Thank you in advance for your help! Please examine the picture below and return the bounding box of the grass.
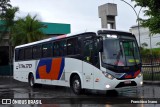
[152,48,160,51]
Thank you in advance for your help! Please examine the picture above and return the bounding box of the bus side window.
[76,38,80,54]
[67,38,78,55]
[42,43,52,58]
[15,49,19,61]
[83,39,94,64]
[33,45,41,59]
[53,42,60,57]
[24,47,32,60]
[59,40,67,56]
[18,49,24,60]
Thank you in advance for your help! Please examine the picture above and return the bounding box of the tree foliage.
[3,7,18,26]
[141,42,148,48]
[1,7,19,32]
[132,0,160,34]
[11,14,45,46]
[0,0,11,17]
[0,0,13,41]
[156,42,160,47]
[0,0,45,46]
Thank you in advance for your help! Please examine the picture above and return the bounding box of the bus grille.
[115,81,137,88]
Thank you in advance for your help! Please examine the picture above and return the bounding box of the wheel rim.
[73,80,80,92]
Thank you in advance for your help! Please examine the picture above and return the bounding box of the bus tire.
[28,73,36,88]
[71,75,82,95]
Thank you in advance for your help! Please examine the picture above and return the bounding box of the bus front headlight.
[102,71,114,80]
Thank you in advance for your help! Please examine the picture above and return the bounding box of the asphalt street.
[0,77,160,107]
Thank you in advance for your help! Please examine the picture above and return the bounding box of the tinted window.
[25,47,32,60]
[15,49,19,61]
[42,43,52,58]
[18,49,24,60]
[83,39,94,63]
[33,45,41,59]
[67,38,80,55]
[53,40,67,57]
[59,40,66,56]
[53,41,60,57]
[122,41,134,56]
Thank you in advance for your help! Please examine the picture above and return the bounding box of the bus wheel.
[29,74,35,87]
[71,75,82,95]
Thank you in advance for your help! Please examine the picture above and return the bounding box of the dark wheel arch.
[28,73,36,87]
[70,74,83,95]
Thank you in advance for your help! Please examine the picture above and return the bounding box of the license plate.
[124,81,131,84]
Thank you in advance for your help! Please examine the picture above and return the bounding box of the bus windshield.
[101,35,140,66]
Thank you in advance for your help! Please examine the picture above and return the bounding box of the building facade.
[130,25,160,49]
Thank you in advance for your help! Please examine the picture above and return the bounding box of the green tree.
[2,7,19,66]
[132,0,160,34]
[156,42,160,46]
[141,42,148,48]
[2,7,19,36]
[0,0,11,16]
[0,1,18,72]
[11,14,45,46]
[0,0,12,41]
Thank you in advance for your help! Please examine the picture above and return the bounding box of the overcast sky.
[10,0,144,33]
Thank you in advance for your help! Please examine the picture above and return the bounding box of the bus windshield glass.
[101,34,140,66]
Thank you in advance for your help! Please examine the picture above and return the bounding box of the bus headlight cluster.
[102,71,114,80]
[138,73,143,78]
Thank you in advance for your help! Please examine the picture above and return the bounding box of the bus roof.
[15,29,132,49]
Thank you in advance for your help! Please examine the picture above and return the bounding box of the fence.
[142,55,160,81]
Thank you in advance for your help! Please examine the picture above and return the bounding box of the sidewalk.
[0,76,12,78]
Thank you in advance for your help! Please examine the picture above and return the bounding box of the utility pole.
[121,0,142,47]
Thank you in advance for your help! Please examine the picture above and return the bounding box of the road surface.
[0,77,160,107]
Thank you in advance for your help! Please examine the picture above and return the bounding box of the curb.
[144,81,160,85]
[0,76,13,78]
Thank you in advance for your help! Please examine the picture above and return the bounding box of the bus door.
[82,39,94,89]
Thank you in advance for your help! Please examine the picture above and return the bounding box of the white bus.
[14,29,143,94]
